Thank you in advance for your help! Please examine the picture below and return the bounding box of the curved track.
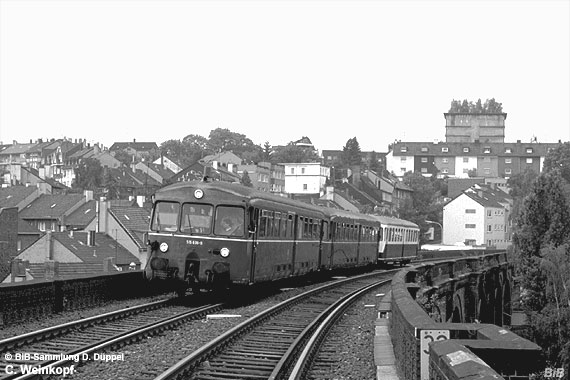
[0,299,222,380]
[155,270,397,380]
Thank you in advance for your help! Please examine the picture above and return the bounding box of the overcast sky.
[1,0,569,153]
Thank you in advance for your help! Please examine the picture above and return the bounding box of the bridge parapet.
[391,251,541,380]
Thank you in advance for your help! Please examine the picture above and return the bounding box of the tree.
[240,171,253,187]
[272,143,320,163]
[113,150,134,166]
[507,169,539,223]
[543,141,570,184]
[368,151,382,173]
[73,158,103,190]
[342,137,362,166]
[261,141,272,162]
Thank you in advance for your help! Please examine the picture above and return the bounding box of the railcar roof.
[155,180,326,214]
[372,215,419,229]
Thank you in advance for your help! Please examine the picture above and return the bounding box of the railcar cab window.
[215,206,245,237]
[181,204,213,235]
[151,201,180,232]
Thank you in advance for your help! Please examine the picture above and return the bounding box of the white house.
[283,163,330,195]
[385,149,414,177]
[443,186,512,249]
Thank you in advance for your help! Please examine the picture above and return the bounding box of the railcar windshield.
[181,203,214,235]
[214,206,245,237]
[151,201,180,232]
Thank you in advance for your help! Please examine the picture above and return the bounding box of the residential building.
[65,200,98,231]
[269,163,285,195]
[283,163,330,195]
[0,185,40,211]
[2,231,140,283]
[98,202,151,267]
[443,184,512,249]
[132,162,176,184]
[18,219,43,253]
[386,141,562,178]
[238,162,271,192]
[109,140,159,161]
[322,149,386,170]
[19,193,87,232]
[153,155,183,174]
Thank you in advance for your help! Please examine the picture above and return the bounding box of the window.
[152,201,181,232]
[463,147,470,153]
[505,148,512,154]
[179,203,214,235]
[301,168,305,174]
[441,147,449,153]
[290,168,295,174]
[400,147,408,152]
[421,168,427,173]
[505,158,512,164]
[303,184,308,190]
[487,210,492,216]
[483,147,491,154]
[487,225,492,232]
[421,157,428,163]
[463,157,469,163]
[421,147,428,152]
[505,168,512,174]
[442,168,449,174]
[526,158,533,164]
[401,157,407,162]
[465,224,476,228]
[484,168,490,174]
[442,158,449,163]
[465,209,476,214]
[526,148,533,154]
[214,206,244,237]
[463,168,469,173]
[400,168,406,173]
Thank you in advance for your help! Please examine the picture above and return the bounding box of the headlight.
[159,242,169,252]
[220,247,230,258]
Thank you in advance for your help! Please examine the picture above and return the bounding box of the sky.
[1,0,569,153]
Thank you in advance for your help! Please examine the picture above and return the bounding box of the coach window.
[214,206,244,237]
[260,210,269,237]
[281,213,288,237]
[152,201,180,232]
[181,203,214,235]
[273,212,281,237]
[288,214,294,237]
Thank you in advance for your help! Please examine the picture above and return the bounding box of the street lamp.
[426,220,443,243]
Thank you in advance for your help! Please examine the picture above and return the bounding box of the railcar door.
[249,207,259,284]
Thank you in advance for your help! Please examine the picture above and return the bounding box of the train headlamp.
[220,247,230,258]
[159,242,169,253]
[194,189,204,199]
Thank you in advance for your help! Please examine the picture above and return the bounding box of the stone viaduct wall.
[391,251,542,379]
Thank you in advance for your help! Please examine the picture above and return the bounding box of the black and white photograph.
[0,1,569,379]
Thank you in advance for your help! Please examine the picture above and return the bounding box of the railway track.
[153,270,396,380]
[0,298,223,380]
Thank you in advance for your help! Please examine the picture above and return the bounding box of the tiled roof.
[0,186,37,209]
[27,262,105,280]
[148,163,176,181]
[108,206,151,248]
[109,142,158,151]
[54,232,140,265]
[392,141,562,156]
[65,200,97,229]
[22,167,68,189]
[0,143,37,155]
[463,191,504,208]
[19,194,84,219]
[68,147,95,159]
[18,219,42,235]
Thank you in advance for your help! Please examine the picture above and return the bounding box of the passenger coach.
[144,180,419,294]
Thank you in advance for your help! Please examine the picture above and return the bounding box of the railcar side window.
[214,206,245,237]
[181,204,213,235]
[151,202,180,232]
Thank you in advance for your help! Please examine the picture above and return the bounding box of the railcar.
[374,215,420,265]
[144,180,419,294]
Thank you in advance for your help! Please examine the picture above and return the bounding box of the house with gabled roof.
[168,161,241,184]
[65,200,97,231]
[132,162,176,184]
[19,193,87,232]
[18,219,43,253]
[0,185,40,211]
[153,155,183,174]
[2,231,140,283]
[109,140,159,161]
[97,202,150,266]
[443,184,512,248]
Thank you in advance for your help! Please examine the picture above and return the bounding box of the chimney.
[517,140,521,143]
[87,230,95,246]
[133,138,136,143]
[46,231,53,260]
